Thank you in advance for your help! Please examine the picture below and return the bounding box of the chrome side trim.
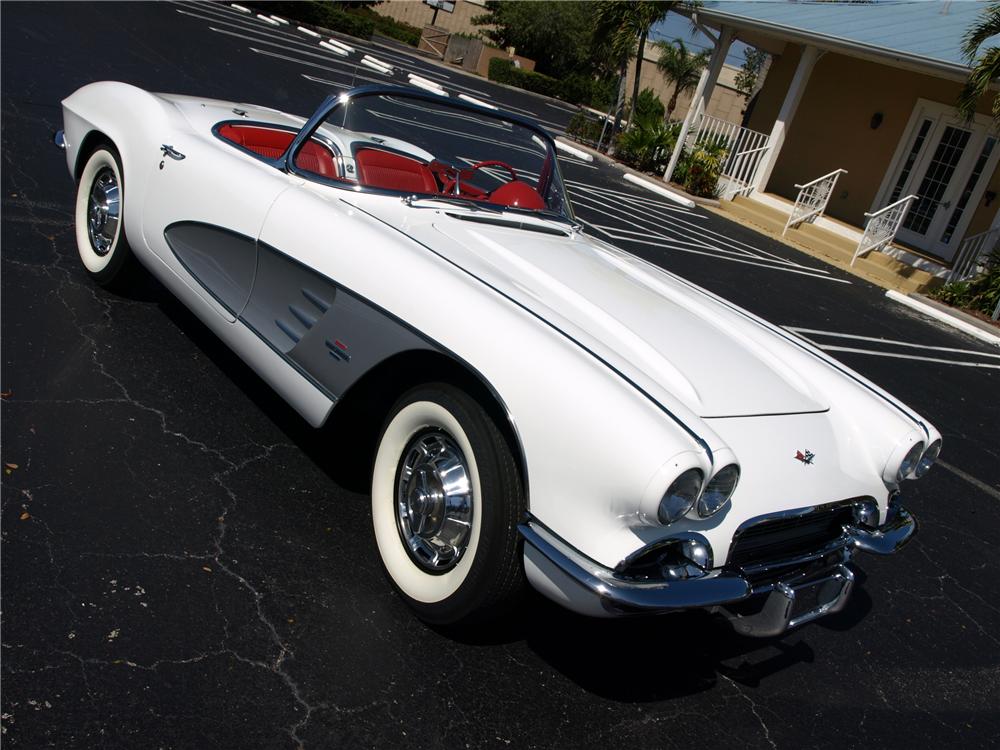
[519,520,750,616]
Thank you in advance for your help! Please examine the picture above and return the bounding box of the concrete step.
[718,196,939,294]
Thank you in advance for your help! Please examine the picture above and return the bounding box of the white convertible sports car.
[56,82,935,636]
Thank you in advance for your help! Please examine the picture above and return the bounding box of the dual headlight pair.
[657,464,739,524]
[891,438,941,484]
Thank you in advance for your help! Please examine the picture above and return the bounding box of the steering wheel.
[464,160,518,185]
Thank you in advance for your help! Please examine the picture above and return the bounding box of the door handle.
[160,144,186,161]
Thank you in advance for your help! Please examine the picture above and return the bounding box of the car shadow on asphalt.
[147,270,879,704]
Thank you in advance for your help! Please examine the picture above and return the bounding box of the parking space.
[2,2,999,748]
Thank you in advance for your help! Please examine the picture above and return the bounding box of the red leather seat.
[218,124,338,178]
[355,148,438,193]
[488,180,546,210]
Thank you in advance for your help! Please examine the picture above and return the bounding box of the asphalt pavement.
[3,3,999,748]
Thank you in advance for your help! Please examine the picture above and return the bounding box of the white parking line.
[937,460,1000,501]
[784,327,1000,358]
[801,345,1000,368]
[578,218,850,282]
[174,1,578,127]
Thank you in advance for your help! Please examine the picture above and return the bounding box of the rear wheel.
[75,144,137,288]
[371,384,525,625]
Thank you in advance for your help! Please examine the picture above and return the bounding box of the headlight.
[697,464,739,518]
[913,439,941,478]
[898,441,924,481]
[657,468,703,524]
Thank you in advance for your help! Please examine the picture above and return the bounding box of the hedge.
[246,2,420,46]
[488,58,561,99]
[488,59,614,108]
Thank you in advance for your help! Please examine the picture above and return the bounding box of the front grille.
[728,504,854,569]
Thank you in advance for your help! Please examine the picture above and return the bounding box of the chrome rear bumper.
[520,498,916,636]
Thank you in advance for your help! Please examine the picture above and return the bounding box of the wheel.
[75,143,136,287]
[371,383,525,625]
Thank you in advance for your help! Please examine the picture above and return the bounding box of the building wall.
[748,48,999,239]
[374,0,488,36]
[623,40,747,124]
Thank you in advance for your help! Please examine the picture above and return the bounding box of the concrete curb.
[622,172,696,208]
[885,290,1000,346]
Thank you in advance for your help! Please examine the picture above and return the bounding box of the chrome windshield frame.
[281,84,576,221]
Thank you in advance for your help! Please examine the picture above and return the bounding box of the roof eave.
[688,7,972,83]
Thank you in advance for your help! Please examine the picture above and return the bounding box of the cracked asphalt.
[3,2,999,748]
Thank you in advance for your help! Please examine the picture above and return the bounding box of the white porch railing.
[782,169,848,235]
[687,113,772,200]
[947,227,1000,283]
[851,194,918,266]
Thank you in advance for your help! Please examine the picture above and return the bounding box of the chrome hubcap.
[87,167,120,256]
[395,430,473,573]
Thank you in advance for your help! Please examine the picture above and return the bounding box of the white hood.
[381,207,830,419]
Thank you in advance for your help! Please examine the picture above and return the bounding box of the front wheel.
[75,144,137,288]
[371,384,525,625]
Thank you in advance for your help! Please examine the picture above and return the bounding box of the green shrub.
[370,13,421,46]
[929,249,1000,316]
[631,88,665,128]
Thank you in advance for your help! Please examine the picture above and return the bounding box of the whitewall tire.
[75,144,136,287]
[372,384,524,625]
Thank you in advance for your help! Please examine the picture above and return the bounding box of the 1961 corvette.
[55,81,935,636]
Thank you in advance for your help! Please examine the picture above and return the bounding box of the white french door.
[877,99,1000,261]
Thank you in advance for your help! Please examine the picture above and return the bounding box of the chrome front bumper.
[519,498,916,637]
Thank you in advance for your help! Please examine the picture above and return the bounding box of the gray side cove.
[242,242,434,398]
[164,221,435,400]
[164,223,256,315]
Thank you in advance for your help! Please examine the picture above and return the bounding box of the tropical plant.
[614,120,680,173]
[672,139,727,197]
[958,1,1000,127]
[593,1,678,142]
[929,249,1000,317]
[655,38,709,120]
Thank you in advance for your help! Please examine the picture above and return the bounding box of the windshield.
[290,89,573,219]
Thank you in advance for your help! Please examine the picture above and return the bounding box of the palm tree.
[655,38,709,121]
[594,1,677,143]
[958,1,1000,127]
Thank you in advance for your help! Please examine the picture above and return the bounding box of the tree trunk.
[625,29,647,130]
[608,61,628,152]
[666,87,679,121]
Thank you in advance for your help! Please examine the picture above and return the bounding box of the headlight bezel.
[913,439,941,478]
[657,468,704,524]
[695,463,740,518]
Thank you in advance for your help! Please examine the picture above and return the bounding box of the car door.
[140,126,296,323]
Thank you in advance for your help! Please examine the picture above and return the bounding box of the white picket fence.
[687,113,771,200]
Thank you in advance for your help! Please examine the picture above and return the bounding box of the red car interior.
[354,148,439,194]
[218,124,338,178]
[219,126,547,208]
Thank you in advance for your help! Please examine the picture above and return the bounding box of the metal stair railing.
[851,194,918,266]
[783,169,848,235]
[947,227,1000,283]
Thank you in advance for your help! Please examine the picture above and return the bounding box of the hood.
[369,203,829,419]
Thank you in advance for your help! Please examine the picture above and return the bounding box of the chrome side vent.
[301,287,331,313]
[288,304,317,329]
[275,318,302,344]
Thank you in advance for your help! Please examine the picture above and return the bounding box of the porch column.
[751,44,820,193]
[663,25,734,184]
